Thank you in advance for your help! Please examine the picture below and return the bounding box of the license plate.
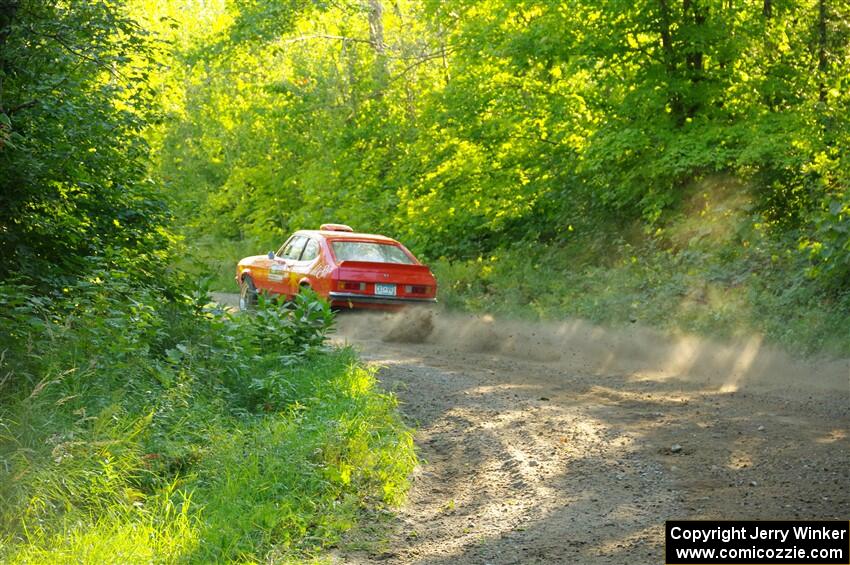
[374,283,396,296]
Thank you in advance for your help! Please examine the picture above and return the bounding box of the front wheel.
[239,276,258,311]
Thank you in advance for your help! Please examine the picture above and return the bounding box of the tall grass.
[433,227,850,357]
[0,278,415,563]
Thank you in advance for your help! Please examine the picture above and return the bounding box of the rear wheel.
[239,276,258,311]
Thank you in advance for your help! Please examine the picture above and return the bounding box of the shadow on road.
[332,313,850,564]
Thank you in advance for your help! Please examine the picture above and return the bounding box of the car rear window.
[331,241,415,264]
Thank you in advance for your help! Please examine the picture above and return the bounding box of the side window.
[300,238,320,262]
[276,237,292,257]
[281,236,307,260]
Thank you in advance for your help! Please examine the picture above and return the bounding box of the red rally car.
[235,224,438,311]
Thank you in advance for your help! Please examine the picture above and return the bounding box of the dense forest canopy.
[0,0,847,291]
[139,0,848,285]
[0,4,418,562]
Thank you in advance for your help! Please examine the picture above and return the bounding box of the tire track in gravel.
[331,310,850,565]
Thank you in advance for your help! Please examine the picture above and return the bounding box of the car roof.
[295,229,399,243]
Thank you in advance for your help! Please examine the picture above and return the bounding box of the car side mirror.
[267,251,275,259]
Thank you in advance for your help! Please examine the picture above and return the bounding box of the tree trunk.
[367,0,388,90]
[0,0,18,70]
[367,0,385,54]
[817,0,828,104]
[438,21,450,85]
[687,0,706,118]
[658,0,684,124]
[658,0,675,70]
[0,0,18,114]
[683,0,705,80]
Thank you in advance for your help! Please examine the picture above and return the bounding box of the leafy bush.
[0,277,415,563]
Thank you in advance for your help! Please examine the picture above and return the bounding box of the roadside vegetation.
[0,2,414,562]
[435,177,850,356]
[0,282,415,562]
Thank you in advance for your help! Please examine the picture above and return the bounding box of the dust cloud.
[336,308,850,394]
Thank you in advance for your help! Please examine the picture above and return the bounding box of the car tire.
[239,275,258,311]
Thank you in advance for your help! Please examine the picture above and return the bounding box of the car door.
[270,235,307,296]
[288,237,321,294]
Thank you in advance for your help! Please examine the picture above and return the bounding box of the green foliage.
[0,280,415,563]
[1,2,424,562]
[143,0,849,293]
[0,0,173,288]
[434,192,850,356]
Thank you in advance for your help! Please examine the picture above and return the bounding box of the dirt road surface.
[212,295,850,564]
[332,309,849,564]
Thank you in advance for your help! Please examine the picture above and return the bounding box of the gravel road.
[210,295,849,564]
[332,309,850,564]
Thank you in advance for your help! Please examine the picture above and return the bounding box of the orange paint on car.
[235,225,437,311]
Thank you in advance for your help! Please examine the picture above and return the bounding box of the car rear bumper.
[328,292,437,307]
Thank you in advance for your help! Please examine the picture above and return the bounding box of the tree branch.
[4,99,36,114]
[33,29,126,80]
[281,33,374,46]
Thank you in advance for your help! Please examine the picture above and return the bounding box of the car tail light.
[339,281,366,291]
[404,285,430,294]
